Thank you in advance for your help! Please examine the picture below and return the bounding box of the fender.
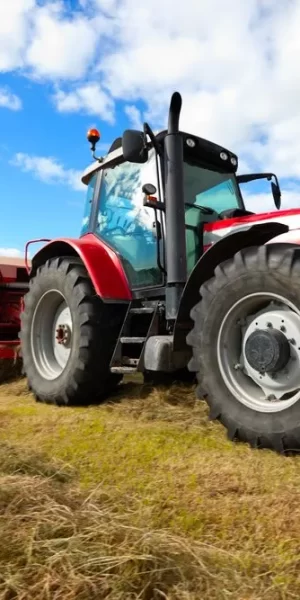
[173,221,289,350]
[30,233,132,301]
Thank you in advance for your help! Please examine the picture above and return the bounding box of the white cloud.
[53,83,115,123]
[0,1,35,71]
[0,248,22,258]
[243,188,300,214]
[25,3,99,80]
[0,1,108,82]
[94,0,300,184]
[98,1,265,102]
[0,88,22,111]
[93,0,119,12]
[11,153,84,192]
[124,105,143,130]
[4,0,300,209]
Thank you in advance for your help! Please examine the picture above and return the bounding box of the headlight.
[186,138,196,148]
[220,152,228,160]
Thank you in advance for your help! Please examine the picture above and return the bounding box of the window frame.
[80,172,100,237]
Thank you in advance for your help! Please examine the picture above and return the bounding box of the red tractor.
[16,91,300,453]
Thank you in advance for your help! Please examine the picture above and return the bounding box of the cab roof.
[81,129,238,185]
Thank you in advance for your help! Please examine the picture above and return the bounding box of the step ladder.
[110,302,160,374]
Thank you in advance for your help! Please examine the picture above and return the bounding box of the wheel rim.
[217,292,300,413]
[31,290,73,380]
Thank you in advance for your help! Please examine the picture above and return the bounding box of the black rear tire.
[187,244,300,454]
[20,256,125,405]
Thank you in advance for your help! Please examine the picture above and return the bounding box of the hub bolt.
[234,363,242,370]
[280,325,286,333]
[267,322,273,328]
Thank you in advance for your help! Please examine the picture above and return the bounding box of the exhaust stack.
[164,92,187,321]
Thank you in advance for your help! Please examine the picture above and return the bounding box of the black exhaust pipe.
[164,92,187,321]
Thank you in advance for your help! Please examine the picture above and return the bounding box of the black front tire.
[20,256,125,405]
[187,244,300,454]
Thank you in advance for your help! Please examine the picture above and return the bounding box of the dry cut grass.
[0,358,23,385]
[1,377,300,599]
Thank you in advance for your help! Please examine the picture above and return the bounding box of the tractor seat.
[219,208,255,219]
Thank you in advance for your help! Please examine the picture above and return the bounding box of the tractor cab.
[80,125,281,290]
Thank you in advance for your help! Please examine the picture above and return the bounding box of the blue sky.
[0,70,135,255]
[1,0,300,256]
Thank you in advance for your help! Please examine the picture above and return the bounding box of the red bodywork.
[203,208,300,252]
[31,233,132,300]
[2,209,300,365]
[0,257,30,360]
[0,233,132,364]
[30,214,300,303]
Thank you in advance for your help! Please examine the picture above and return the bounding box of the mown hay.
[0,358,23,385]
[1,382,300,599]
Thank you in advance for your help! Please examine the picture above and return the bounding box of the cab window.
[95,151,163,289]
[80,173,97,236]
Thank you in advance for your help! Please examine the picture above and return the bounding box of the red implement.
[0,256,30,382]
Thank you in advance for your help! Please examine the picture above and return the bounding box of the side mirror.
[122,130,148,163]
[271,181,281,210]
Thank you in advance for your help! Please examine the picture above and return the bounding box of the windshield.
[95,150,163,289]
[184,162,242,213]
[183,162,243,273]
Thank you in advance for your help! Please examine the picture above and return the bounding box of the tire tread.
[20,256,124,406]
[187,244,300,454]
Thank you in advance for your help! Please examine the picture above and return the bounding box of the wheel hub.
[56,323,71,346]
[31,290,73,380]
[217,293,300,413]
[244,328,290,374]
[241,305,300,402]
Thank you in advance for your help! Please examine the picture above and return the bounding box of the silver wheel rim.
[217,292,300,413]
[31,290,73,380]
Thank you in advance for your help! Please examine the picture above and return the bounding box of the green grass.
[1,377,300,598]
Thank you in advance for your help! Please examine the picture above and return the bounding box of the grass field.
[1,376,300,599]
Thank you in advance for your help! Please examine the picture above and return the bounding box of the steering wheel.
[198,206,217,215]
[185,202,221,220]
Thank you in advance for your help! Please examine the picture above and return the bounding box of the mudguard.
[30,233,132,301]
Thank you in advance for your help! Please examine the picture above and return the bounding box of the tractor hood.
[203,208,300,251]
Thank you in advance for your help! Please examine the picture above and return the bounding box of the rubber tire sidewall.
[191,247,300,445]
[21,259,121,404]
